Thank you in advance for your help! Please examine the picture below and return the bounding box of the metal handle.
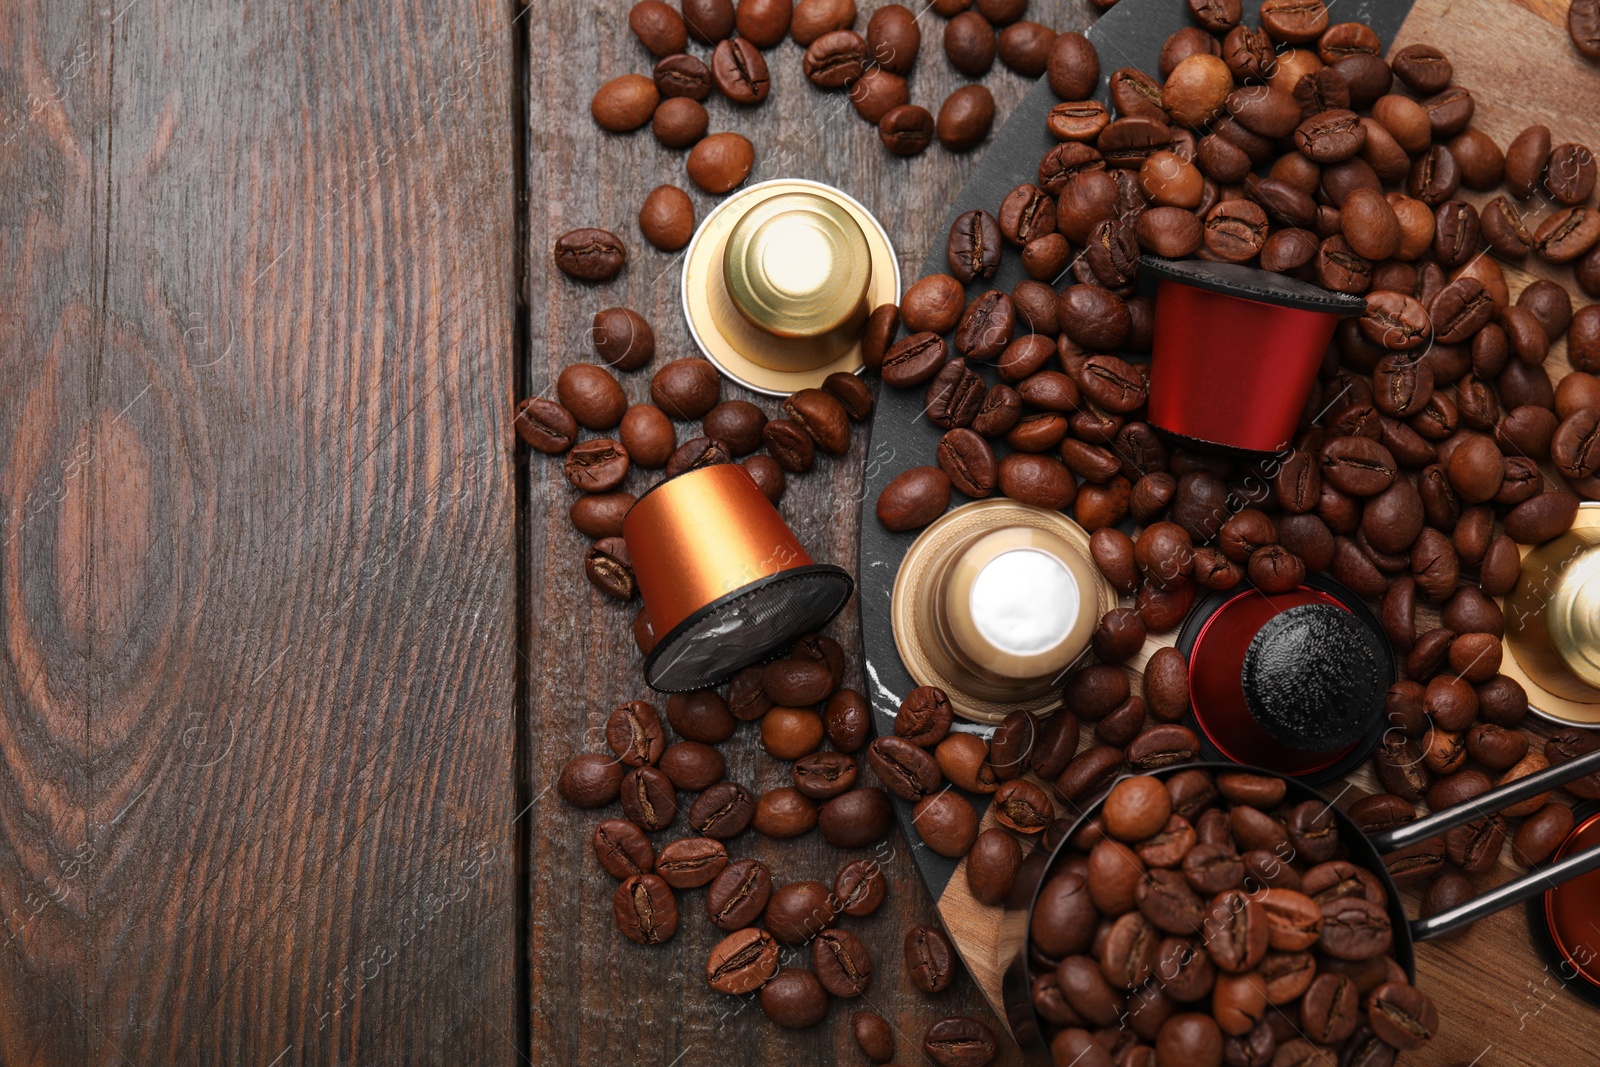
[1370,745,1600,854]
[1412,842,1600,942]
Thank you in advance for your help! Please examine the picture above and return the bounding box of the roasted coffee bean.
[866,736,941,801]
[651,95,708,149]
[559,753,626,809]
[620,765,678,832]
[879,103,936,156]
[894,685,953,749]
[853,1012,896,1065]
[876,466,951,532]
[1049,100,1111,144]
[1366,982,1438,1051]
[764,880,837,944]
[1514,802,1576,867]
[1056,746,1125,806]
[1048,30,1101,101]
[923,1017,997,1067]
[948,210,1002,283]
[687,781,754,839]
[656,837,729,889]
[756,968,826,1028]
[615,873,678,945]
[686,131,755,193]
[938,85,997,153]
[899,923,958,994]
[664,436,732,479]
[594,818,656,880]
[616,406,672,471]
[1127,725,1201,772]
[882,333,949,391]
[816,788,889,850]
[753,787,818,840]
[705,859,773,931]
[657,741,724,793]
[1506,490,1580,543]
[826,859,887,924]
[902,273,967,334]
[955,291,1017,362]
[996,452,1077,509]
[785,387,851,454]
[993,778,1052,835]
[706,926,779,993]
[964,827,1024,907]
[810,927,874,999]
[515,397,578,454]
[606,700,665,767]
[590,74,660,134]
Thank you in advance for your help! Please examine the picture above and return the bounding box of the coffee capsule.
[682,179,899,396]
[623,464,853,692]
[1142,255,1365,455]
[1176,575,1393,785]
[1533,803,1600,1007]
[1503,502,1600,726]
[890,499,1115,723]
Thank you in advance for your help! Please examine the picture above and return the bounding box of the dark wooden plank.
[0,2,520,1063]
[525,2,1091,1064]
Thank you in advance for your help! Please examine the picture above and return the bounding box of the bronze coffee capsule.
[624,464,853,692]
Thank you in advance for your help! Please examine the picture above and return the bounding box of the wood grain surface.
[0,1,520,1063]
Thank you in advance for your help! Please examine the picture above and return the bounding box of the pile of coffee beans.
[867,0,1598,947]
[518,318,874,610]
[556,629,1002,1060]
[1028,770,1439,1067]
[554,0,1088,283]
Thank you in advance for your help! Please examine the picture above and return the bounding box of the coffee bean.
[686,132,755,194]
[605,700,665,768]
[653,53,713,101]
[944,10,996,76]
[1514,802,1576,867]
[830,859,886,920]
[1048,31,1100,100]
[706,926,779,993]
[593,818,655,880]
[871,102,934,157]
[515,397,578,454]
[995,778,1052,834]
[709,37,769,106]
[682,0,736,42]
[1163,54,1233,127]
[876,466,951,532]
[895,685,953,748]
[955,290,1017,361]
[791,0,855,45]
[733,0,792,47]
[558,753,625,808]
[1506,490,1580,543]
[655,837,729,889]
[590,75,660,134]
[938,85,997,152]
[614,873,679,945]
[705,859,772,931]
[648,358,717,420]
[938,428,998,498]
[1365,982,1438,1050]
[664,436,731,479]
[562,439,628,493]
[651,96,708,149]
[906,924,957,993]
[965,827,1023,907]
[1203,198,1268,262]
[1127,725,1200,772]
[1571,0,1600,59]
[811,927,873,999]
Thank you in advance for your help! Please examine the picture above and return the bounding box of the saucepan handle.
[1370,745,1600,854]
[1411,845,1600,942]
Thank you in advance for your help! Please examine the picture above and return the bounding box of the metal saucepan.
[999,747,1600,1061]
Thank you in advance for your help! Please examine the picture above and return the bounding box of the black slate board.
[857,0,1416,905]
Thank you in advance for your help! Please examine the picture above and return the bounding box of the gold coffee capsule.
[1505,502,1600,726]
[682,179,899,396]
[891,500,1116,723]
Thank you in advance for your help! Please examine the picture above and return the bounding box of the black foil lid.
[1241,603,1387,752]
[1142,255,1368,316]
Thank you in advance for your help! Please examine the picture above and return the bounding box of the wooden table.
[3,0,1598,1064]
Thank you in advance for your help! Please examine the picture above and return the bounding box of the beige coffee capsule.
[681,179,898,396]
[891,500,1116,724]
[1505,501,1600,726]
